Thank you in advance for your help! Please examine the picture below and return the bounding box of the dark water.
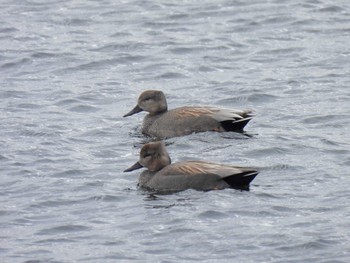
[1,0,350,262]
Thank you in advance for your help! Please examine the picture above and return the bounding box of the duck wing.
[172,107,252,119]
[172,107,255,132]
[161,161,258,187]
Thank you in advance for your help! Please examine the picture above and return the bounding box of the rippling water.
[1,0,350,262]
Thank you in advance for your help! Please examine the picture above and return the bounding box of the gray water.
[1,0,350,262]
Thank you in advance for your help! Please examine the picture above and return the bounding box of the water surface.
[1,0,350,262]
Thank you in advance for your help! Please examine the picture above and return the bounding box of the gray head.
[124,141,171,172]
[123,90,168,117]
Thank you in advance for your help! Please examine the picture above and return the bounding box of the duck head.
[124,141,171,172]
[123,90,168,117]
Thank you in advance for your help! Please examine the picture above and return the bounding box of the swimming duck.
[124,141,258,192]
[123,90,254,138]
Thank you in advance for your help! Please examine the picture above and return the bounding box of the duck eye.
[144,97,151,101]
[143,152,152,158]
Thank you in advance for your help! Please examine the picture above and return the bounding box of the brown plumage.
[124,141,258,192]
[123,90,255,138]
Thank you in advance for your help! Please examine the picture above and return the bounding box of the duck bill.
[124,161,143,172]
[123,105,143,117]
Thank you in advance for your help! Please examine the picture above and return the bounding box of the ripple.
[68,105,100,113]
[30,198,88,209]
[262,164,299,171]
[36,225,90,235]
[169,47,202,55]
[54,98,80,106]
[143,21,179,28]
[0,27,18,33]
[92,194,127,202]
[0,154,9,161]
[90,42,148,52]
[256,47,305,55]
[318,5,344,13]
[260,16,296,25]
[198,66,216,72]
[31,52,57,59]
[246,93,279,103]
[197,210,228,219]
[247,147,291,157]
[23,257,50,263]
[51,169,87,178]
[64,18,93,26]
[156,72,188,79]
[0,90,30,99]
[1,57,32,69]
[53,55,146,74]
[271,205,296,213]
[20,128,58,138]
[301,114,348,125]
[35,237,78,244]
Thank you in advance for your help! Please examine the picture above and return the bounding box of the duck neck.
[151,104,167,115]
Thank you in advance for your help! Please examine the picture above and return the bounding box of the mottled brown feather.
[174,107,218,118]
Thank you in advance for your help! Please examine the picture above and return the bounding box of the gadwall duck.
[123,90,255,138]
[124,141,258,192]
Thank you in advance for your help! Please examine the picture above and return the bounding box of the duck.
[123,90,255,138]
[124,141,258,192]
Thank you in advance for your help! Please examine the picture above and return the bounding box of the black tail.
[223,170,258,189]
[220,117,253,133]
